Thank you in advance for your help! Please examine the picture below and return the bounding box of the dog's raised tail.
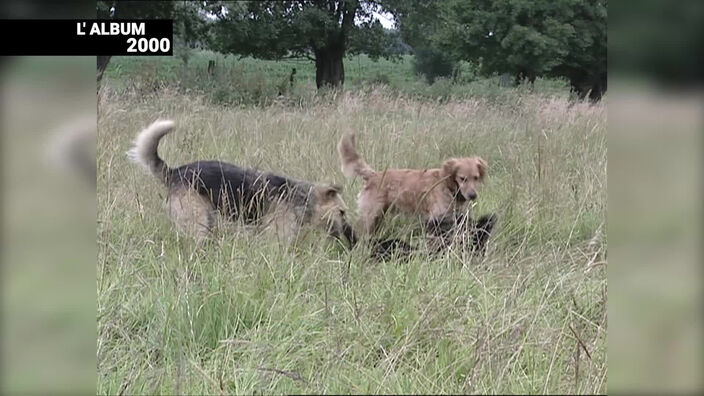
[338,133,375,181]
[127,119,175,182]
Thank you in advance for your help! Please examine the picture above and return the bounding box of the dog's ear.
[442,158,458,176]
[442,158,459,189]
[475,157,488,180]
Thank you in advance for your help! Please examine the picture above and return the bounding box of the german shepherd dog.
[128,120,356,246]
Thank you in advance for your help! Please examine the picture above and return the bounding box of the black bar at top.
[0,19,173,56]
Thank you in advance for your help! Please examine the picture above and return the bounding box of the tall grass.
[98,85,606,394]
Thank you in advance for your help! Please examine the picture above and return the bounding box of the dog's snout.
[467,191,477,200]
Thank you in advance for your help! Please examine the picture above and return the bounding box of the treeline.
[98,0,606,101]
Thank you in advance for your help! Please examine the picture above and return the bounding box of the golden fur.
[338,133,487,235]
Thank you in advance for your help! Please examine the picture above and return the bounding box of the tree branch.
[334,0,343,23]
[284,52,315,61]
[341,1,356,33]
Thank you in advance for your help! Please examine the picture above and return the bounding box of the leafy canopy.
[205,1,399,61]
[392,0,606,96]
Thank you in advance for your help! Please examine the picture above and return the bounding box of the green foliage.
[205,1,403,87]
[412,48,457,84]
[208,1,306,60]
[172,2,211,50]
[207,1,399,60]
[384,0,442,49]
[434,0,575,78]
[349,24,406,61]
[550,0,607,99]
[393,0,606,98]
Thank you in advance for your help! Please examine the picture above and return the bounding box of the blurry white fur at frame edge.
[45,115,97,186]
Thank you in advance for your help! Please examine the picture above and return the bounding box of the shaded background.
[1,2,96,394]
[608,0,703,392]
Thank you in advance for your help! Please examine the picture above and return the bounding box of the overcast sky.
[203,6,397,29]
[372,11,395,29]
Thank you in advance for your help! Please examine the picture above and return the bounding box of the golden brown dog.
[338,133,487,236]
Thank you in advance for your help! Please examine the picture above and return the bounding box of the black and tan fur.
[427,212,497,255]
[128,120,356,245]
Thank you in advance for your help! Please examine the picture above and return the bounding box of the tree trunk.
[571,73,607,103]
[514,70,535,87]
[588,73,607,102]
[315,48,345,89]
[587,82,603,102]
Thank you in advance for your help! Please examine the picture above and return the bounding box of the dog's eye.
[459,176,467,182]
[473,176,480,181]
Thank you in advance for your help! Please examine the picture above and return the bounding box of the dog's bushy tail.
[127,119,175,183]
[338,133,375,181]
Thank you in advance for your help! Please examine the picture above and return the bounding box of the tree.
[206,1,397,89]
[383,0,440,50]
[399,0,606,100]
[546,0,607,101]
[413,48,455,83]
[385,0,458,83]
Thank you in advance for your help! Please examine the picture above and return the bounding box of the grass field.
[105,51,419,88]
[104,51,571,106]
[97,55,606,394]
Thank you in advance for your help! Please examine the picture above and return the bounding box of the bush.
[426,77,453,102]
[412,48,457,84]
[370,72,391,85]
